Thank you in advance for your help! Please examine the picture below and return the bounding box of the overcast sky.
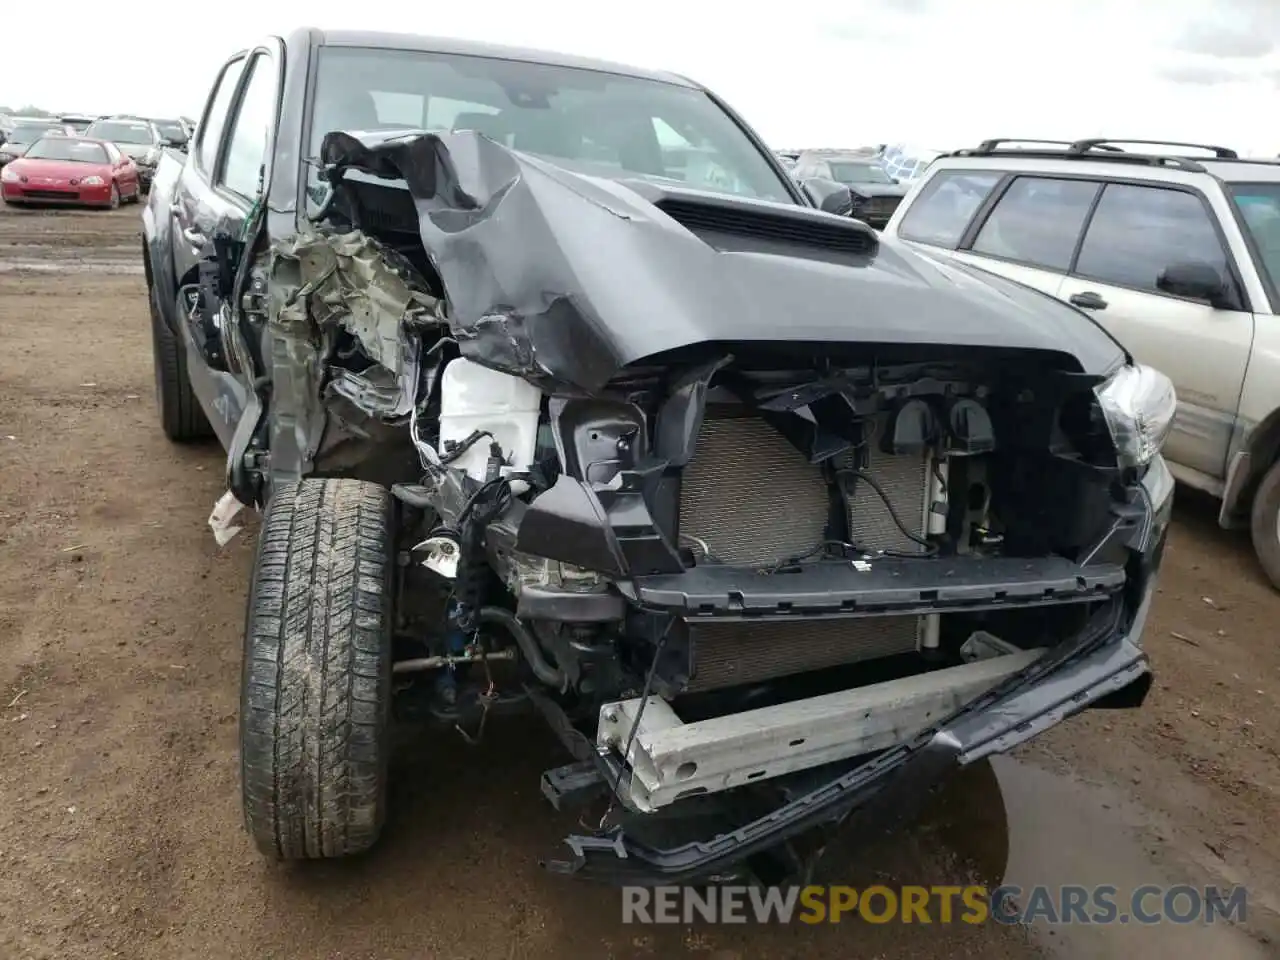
[3,0,1279,154]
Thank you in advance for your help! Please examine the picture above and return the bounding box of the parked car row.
[0,113,194,209]
[772,146,909,229]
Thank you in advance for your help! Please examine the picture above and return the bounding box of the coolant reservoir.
[438,357,542,493]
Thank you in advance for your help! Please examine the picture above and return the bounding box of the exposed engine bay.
[195,127,1162,853]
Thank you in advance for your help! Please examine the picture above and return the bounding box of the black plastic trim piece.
[632,555,1125,619]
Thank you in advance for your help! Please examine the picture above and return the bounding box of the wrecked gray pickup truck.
[142,28,1174,883]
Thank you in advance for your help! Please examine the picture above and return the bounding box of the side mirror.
[800,177,855,217]
[1157,261,1236,310]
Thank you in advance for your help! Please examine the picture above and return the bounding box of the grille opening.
[677,411,932,692]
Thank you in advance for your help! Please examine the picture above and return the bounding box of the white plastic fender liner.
[596,648,1043,812]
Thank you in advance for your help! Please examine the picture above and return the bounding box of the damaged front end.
[223,127,1173,883]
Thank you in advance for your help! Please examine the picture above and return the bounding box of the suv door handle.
[182,226,206,248]
[1069,291,1108,310]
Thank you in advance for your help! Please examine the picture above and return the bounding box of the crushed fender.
[267,228,443,421]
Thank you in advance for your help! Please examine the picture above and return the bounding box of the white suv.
[884,138,1280,588]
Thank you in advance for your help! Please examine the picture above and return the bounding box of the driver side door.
[170,42,282,448]
[1055,181,1253,481]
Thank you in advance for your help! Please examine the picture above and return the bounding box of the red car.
[1,136,141,209]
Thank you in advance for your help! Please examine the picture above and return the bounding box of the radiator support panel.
[674,412,932,691]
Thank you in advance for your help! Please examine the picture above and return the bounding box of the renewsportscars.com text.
[622,884,1248,926]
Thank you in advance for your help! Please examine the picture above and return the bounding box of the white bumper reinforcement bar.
[597,648,1042,812]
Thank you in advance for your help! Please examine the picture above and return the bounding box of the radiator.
[678,413,930,691]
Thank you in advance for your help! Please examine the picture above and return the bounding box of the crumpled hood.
[318,130,1126,393]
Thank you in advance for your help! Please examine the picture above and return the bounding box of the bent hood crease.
[317,130,1127,393]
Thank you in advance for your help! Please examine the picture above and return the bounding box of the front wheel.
[240,479,395,859]
[108,183,120,210]
[1250,459,1280,590]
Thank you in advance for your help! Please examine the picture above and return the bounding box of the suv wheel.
[149,286,212,442]
[240,479,394,859]
[1250,459,1280,590]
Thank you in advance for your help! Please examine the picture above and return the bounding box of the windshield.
[86,120,154,144]
[25,138,108,163]
[309,46,794,203]
[1229,183,1280,297]
[9,122,60,143]
[828,161,893,184]
[155,121,187,142]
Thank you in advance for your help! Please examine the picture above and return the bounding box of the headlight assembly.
[1095,364,1177,469]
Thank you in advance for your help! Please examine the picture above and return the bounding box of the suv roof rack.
[972,138,1124,154]
[944,137,1220,173]
[1067,138,1238,159]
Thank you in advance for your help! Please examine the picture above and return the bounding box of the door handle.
[182,226,206,248]
[169,202,183,217]
[1068,291,1108,310]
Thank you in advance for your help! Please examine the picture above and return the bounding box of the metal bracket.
[596,649,1042,812]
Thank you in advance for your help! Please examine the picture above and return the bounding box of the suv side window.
[897,171,1001,248]
[970,176,1100,271]
[196,57,247,173]
[1074,183,1228,295]
[218,52,276,198]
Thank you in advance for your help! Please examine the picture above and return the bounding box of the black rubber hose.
[478,606,566,690]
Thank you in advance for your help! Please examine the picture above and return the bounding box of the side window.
[196,57,247,172]
[1074,184,1228,295]
[897,171,1001,248]
[970,176,1100,271]
[104,143,121,163]
[219,53,277,198]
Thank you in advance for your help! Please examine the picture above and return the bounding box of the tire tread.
[240,478,393,859]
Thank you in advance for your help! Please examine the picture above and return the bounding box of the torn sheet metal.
[268,228,441,419]
[316,130,1126,393]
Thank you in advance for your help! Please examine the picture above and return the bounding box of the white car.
[884,138,1280,588]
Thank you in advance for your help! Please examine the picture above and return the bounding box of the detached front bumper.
[545,457,1173,884]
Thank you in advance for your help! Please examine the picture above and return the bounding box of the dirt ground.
[0,203,1278,960]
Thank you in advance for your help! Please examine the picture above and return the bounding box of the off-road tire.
[1250,459,1280,590]
[240,479,395,859]
[149,285,212,442]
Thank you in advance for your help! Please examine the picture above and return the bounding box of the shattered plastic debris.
[208,490,246,546]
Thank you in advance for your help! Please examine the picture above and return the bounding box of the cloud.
[1158,62,1250,85]
[1173,0,1280,59]
[1175,26,1274,59]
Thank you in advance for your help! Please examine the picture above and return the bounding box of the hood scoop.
[640,185,879,256]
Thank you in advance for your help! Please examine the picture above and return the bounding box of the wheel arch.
[1222,407,1280,526]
